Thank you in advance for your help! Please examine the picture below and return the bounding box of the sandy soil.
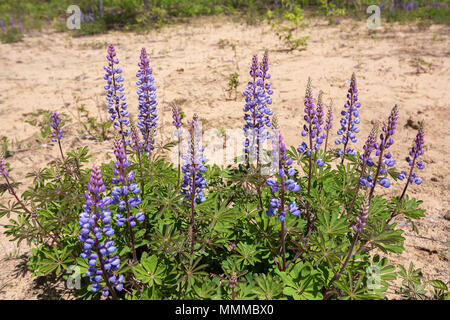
[0,16,449,299]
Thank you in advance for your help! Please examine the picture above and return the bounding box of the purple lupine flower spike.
[104,44,131,146]
[50,112,64,142]
[314,91,326,152]
[136,48,158,154]
[111,139,143,229]
[336,73,361,158]
[353,199,369,233]
[131,126,143,152]
[79,166,123,296]
[367,106,400,203]
[323,99,333,153]
[266,128,301,221]
[243,52,273,167]
[299,77,317,157]
[376,105,399,188]
[0,156,8,177]
[359,125,378,188]
[399,122,425,189]
[0,20,4,32]
[172,105,182,131]
[181,114,207,204]
[9,17,13,27]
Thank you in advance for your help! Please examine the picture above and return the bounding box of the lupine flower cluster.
[398,122,425,185]
[243,52,274,165]
[266,129,301,221]
[0,17,22,33]
[299,78,316,154]
[181,115,207,203]
[314,92,326,149]
[324,103,333,134]
[136,48,158,153]
[111,140,144,227]
[104,44,131,144]
[432,1,440,10]
[375,105,399,188]
[50,112,64,142]
[298,79,326,166]
[172,105,183,135]
[0,157,8,177]
[335,73,361,157]
[80,11,95,24]
[78,166,124,296]
[353,200,369,233]
[131,126,143,152]
[359,126,378,188]
[323,100,333,152]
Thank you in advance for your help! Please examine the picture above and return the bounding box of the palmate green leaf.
[133,252,167,286]
[28,245,72,276]
[316,208,349,237]
[233,282,257,300]
[392,194,426,220]
[367,195,391,218]
[252,274,284,300]
[130,287,161,300]
[361,254,398,298]
[191,278,219,299]
[397,262,423,286]
[364,220,405,254]
[197,194,239,238]
[335,270,378,300]
[278,262,324,300]
[233,242,262,267]
[179,256,209,290]
[0,200,23,218]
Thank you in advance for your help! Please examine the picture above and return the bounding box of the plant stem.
[324,231,360,299]
[57,140,65,162]
[305,121,314,234]
[346,162,367,215]
[176,134,181,188]
[324,128,330,153]
[388,156,417,224]
[190,167,196,255]
[368,146,385,205]
[136,148,146,230]
[279,152,286,271]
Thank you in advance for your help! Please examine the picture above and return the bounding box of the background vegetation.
[0,0,448,40]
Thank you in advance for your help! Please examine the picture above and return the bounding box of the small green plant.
[23,109,54,143]
[74,19,107,37]
[226,72,239,100]
[267,5,308,51]
[75,100,111,142]
[1,136,11,158]
[396,262,449,300]
[0,27,23,43]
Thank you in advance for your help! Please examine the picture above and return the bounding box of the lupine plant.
[0,46,448,301]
